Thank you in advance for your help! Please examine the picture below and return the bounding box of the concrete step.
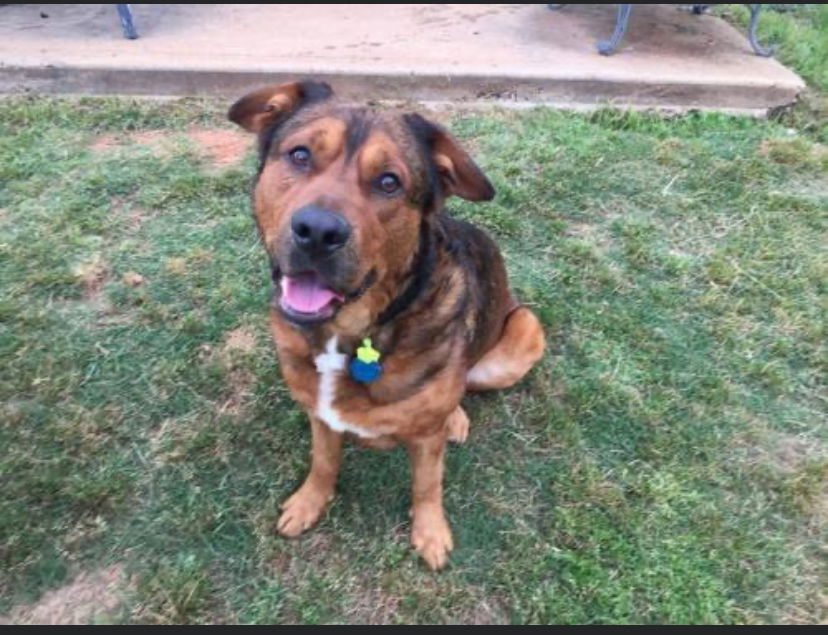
[0,4,805,113]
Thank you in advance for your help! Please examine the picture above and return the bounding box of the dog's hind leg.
[467,306,545,392]
[446,405,469,444]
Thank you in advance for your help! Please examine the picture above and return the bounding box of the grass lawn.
[1,11,826,627]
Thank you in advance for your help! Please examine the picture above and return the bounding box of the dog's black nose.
[291,206,352,256]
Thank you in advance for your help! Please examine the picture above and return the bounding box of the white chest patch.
[314,336,378,438]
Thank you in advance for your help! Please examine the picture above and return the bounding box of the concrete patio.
[0,4,805,112]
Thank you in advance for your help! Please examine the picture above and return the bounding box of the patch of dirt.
[132,130,169,145]
[72,255,108,302]
[2,565,127,625]
[187,128,251,167]
[149,416,192,465]
[269,532,404,624]
[57,256,136,325]
[740,431,825,477]
[455,595,509,625]
[148,417,182,465]
[109,196,154,233]
[165,257,188,275]
[121,271,145,287]
[90,131,170,153]
[222,327,257,355]
[271,532,337,582]
[67,254,128,319]
[218,368,256,417]
[123,208,150,231]
[736,424,828,528]
[346,586,403,625]
[90,128,250,168]
[89,134,121,153]
[214,327,259,417]
[771,435,819,474]
[566,221,614,255]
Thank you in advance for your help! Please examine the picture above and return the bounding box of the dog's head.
[228,81,494,328]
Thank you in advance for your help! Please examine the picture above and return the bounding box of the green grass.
[1,7,827,620]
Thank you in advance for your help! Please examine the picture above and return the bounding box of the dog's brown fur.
[228,81,545,569]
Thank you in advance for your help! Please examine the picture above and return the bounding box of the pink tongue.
[281,273,343,314]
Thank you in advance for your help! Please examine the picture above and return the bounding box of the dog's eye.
[376,173,402,195]
[288,146,311,169]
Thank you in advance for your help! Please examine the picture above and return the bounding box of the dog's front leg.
[406,426,453,570]
[277,415,343,537]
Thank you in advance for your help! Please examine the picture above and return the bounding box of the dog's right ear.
[404,113,495,203]
[227,81,333,134]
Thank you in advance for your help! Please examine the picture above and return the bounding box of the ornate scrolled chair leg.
[748,4,775,57]
[598,4,633,56]
[117,4,138,39]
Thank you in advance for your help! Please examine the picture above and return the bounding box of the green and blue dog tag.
[349,338,382,384]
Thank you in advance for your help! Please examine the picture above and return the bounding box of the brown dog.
[228,81,544,570]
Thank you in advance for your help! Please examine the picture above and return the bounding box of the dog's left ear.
[228,81,333,134]
[406,113,495,203]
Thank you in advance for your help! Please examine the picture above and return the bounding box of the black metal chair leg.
[117,4,138,40]
[747,4,774,57]
[598,4,633,55]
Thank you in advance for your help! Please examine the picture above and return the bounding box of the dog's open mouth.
[279,271,345,324]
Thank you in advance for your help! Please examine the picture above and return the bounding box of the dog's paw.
[411,508,454,571]
[446,406,469,444]
[276,484,333,537]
